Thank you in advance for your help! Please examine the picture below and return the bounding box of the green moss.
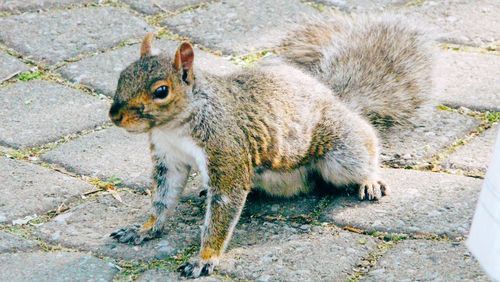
[485,112,500,124]
[113,245,197,281]
[436,104,453,112]
[231,50,274,67]
[18,71,43,81]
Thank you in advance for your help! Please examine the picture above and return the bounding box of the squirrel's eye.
[153,85,169,99]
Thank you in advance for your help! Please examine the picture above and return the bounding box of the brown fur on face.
[109,42,195,133]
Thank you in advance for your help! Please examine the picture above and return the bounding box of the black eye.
[153,86,169,99]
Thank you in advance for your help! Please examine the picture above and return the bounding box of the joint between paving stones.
[346,240,399,282]
[439,42,500,56]
[0,1,98,17]
[422,106,500,175]
[112,244,198,281]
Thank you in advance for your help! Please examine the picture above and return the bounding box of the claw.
[359,179,389,201]
[109,224,157,245]
[178,259,217,278]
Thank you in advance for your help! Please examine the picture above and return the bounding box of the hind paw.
[358,179,389,201]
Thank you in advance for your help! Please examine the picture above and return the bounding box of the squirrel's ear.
[174,42,194,72]
[140,32,155,58]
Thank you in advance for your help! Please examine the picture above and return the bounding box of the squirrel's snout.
[109,103,123,126]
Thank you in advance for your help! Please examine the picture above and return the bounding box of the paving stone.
[35,189,204,261]
[123,0,207,15]
[137,269,179,282]
[0,157,93,224]
[0,231,38,253]
[444,125,499,174]
[434,50,500,112]
[241,191,325,223]
[0,251,118,281]
[59,39,238,97]
[0,7,152,65]
[41,127,152,190]
[363,240,488,281]
[219,226,378,281]
[317,0,410,12]
[321,169,482,237]
[0,0,96,13]
[34,179,315,262]
[162,0,320,54]
[137,269,223,281]
[380,106,480,167]
[401,0,500,46]
[0,52,29,83]
[0,80,109,149]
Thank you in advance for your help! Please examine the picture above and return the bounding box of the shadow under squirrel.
[108,15,431,278]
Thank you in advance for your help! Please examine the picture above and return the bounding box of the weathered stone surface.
[0,157,93,224]
[0,231,38,253]
[219,227,378,281]
[35,190,204,261]
[0,251,118,281]
[41,127,152,189]
[322,169,482,237]
[138,269,224,281]
[162,0,319,54]
[0,7,152,64]
[0,80,108,149]
[123,0,207,15]
[363,240,488,281]
[242,192,324,223]
[380,106,480,167]
[34,179,313,262]
[137,269,180,282]
[402,0,500,46]
[444,125,499,174]
[0,52,29,83]
[0,0,95,13]
[317,0,410,12]
[434,50,500,112]
[59,39,238,97]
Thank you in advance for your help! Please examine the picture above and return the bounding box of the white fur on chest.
[151,126,209,187]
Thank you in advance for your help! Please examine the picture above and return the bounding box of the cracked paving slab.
[0,80,109,149]
[321,168,482,237]
[0,156,93,224]
[363,240,487,281]
[0,7,152,65]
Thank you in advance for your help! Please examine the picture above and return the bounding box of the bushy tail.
[280,14,433,126]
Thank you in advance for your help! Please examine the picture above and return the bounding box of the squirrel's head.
[109,33,195,133]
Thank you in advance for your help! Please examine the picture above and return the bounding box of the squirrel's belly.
[253,167,311,197]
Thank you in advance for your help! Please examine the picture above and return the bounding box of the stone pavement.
[0,0,498,281]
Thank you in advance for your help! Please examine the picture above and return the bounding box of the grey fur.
[280,14,433,125]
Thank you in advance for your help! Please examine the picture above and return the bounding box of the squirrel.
[280,14,432,126]
[108,14,431,278]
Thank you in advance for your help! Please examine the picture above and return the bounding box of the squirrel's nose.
[109,103,123,125]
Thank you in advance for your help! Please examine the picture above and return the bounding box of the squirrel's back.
[280,14,433,126]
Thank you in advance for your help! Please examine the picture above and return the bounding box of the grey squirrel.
[108,14,431,278]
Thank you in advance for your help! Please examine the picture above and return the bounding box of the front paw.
[358,179,389,201]
[109,224,160,245]
[178,258,218,278]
